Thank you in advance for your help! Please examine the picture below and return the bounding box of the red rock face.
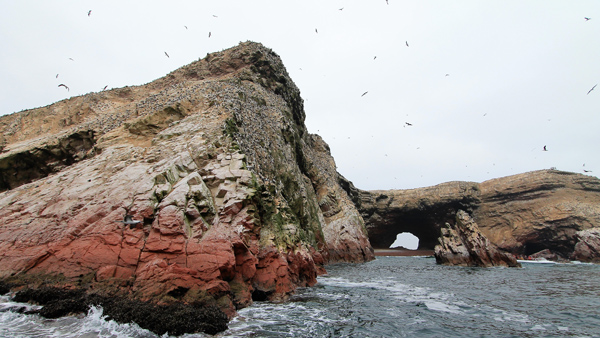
[0,42,374,317]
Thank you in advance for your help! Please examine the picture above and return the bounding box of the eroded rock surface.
[360,170,600,261]
[572,228,600,262]
[0,41,373,327]
[434,210,520,267]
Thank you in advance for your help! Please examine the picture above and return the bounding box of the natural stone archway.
[356,182,481,250]
[353,170,600,261]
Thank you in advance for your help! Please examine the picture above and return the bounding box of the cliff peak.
[0,41,373,334]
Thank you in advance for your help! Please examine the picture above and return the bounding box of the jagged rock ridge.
[0,41,373,332]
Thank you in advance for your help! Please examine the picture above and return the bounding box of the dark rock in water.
[529,249,558,261]
[12,287,228,335]
[0,281,11,295]
[434,210,520,267]
[572,228,600,263]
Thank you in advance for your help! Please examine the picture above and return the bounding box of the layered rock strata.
[434,210,520,267]
[360,170,600,261]
[0,41,373,331]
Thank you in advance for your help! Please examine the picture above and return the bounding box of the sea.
[1,256,599,338]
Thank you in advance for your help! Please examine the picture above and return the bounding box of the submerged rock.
[434,210,520,267]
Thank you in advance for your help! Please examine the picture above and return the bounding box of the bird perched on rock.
[116,214,142,229]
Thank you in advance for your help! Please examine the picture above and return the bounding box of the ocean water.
[1,256,599,338]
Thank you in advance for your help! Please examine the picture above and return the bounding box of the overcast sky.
[1,1,599,191]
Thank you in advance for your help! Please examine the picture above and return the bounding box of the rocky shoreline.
[0,284,227,336]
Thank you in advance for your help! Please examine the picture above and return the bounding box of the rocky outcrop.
[572,228,600,262]
[360,170,600,261]
[434,210,520,267]
[0,41,373,332]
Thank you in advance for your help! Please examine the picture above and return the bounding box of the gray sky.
[1,0,599,191]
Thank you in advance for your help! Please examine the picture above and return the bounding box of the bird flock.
[43,4,597,184]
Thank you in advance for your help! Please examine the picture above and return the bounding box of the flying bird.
[386,0,389,4]
[88,10,92,17]
[56,74,59,78]
[164,51,170,58]
[69,58,74,61]
[584,17,591,21]
[315,28,318,33]
[374,56,377,60]
[361,91,368,97]
[58,84,69,91]
[405,122,413,126]
[116,214,142,229]
[584,169,593,173]
[212,15,218,18]
[184,25,188,29]
[208,31,212,37]
[102,85,108,91]
[587,84,597,95]
[543,145,547,151]
[339,7,344,10]
[405,41,409,47]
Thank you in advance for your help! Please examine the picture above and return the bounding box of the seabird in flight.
[88,10,92,17]
[58,84,69,91]
[584,169,593,173]
[164,51,170,58]
[102,85,108,91]
[587,84,597,95]
[405,122,412,126]
[361,91,368,97]
[315,28,318,33]
[543,145,548,151]
[209,31,212,37]
[339,7,344,10]
[116,214,142,229]
[56,74,59,78]
[405,41,409,47]
[585,17,591,21]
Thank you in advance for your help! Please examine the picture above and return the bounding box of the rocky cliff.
[434,210,520,267]
[359,170,600,261]
[0,41,373,330]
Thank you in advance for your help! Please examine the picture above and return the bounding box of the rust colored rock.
[434,210,520,267]
[0,41,374,325]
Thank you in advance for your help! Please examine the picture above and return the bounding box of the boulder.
[572,228,600,263]
[434,210,520,267]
